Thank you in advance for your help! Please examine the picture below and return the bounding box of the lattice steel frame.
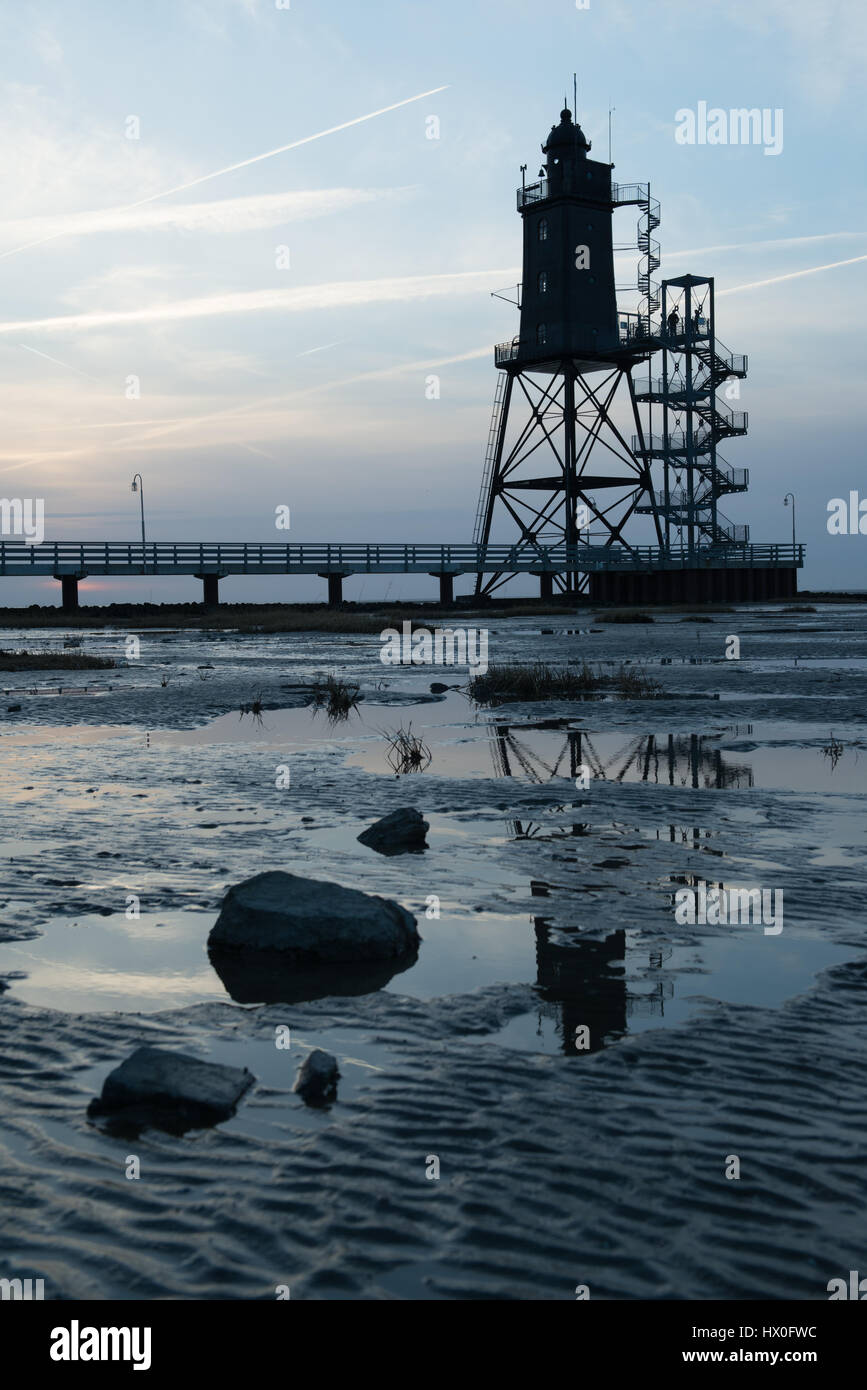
[474,358,663,596]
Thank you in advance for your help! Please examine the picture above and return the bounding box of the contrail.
[19,343,104,385]
[719,254,867,295]
[661,231,867,260]
[0,86,448,262]
[296,341,343,357]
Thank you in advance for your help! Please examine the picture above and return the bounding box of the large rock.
[293,1049,340,1106]
[208,870,420,962]
[357,807,429,856]
[87,1046,255,1133]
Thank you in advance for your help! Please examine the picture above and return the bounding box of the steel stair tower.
[633,275,749,553]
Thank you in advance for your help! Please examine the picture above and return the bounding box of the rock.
[87,1046,255,1134]
[429,682,449,694]
[357,807,429,856]
[208,870,420,962]
[7,704,21,712]
[293,1049,340,1105]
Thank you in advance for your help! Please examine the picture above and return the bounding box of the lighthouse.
[472,98,767,601]
[473,102,663,593]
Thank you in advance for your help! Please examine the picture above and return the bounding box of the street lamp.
[783,492,796,556]
[131,474,146,567]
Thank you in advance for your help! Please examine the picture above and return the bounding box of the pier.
[0,539,803,610]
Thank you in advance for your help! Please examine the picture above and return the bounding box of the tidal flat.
[0,603,865,1300]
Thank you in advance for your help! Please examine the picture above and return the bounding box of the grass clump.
[384,724,432,774]
[0,649,115,671]
[821,732,845,767]
[309,674,361,722]
[468,661,662,705]
[239,690,265,724]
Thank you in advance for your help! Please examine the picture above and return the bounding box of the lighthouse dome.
[543,107,591,157]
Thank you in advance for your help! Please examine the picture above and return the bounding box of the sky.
[0,0,865,604]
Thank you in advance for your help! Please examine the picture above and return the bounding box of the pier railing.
[0,539,805,577]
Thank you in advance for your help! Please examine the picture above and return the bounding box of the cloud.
[0,187,409,251]
[0,345,493,472]
[32,25,63,67]
[0,268,518,337]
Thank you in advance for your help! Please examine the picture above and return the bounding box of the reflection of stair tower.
[633,276,750,554]
[473,105,664,595]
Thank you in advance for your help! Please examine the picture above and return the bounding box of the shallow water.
[1,602,866,1300]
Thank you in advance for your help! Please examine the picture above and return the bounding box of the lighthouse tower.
[473,102,665,594]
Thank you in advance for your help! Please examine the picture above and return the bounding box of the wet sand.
[1,603,865,1299]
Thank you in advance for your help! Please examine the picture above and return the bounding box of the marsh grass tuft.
[239,690,265,725]
[821,732,845,767]
[468,661,662,705]
[383,723,432,774]
[309,674,361,722]
[0,649,115,671]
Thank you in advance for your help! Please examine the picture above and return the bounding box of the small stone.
[293,1049,340,1105]
[357,807,429,856]
[87,1045,255,1131]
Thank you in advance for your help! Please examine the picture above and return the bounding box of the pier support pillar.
[318,572,348,606]
[431,571,454,605]
[58,574,80,612]
[201,574,220,607]
[538,571,554,601]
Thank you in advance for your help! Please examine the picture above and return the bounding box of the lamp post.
[131,474,146,569]
[783,492,796,557]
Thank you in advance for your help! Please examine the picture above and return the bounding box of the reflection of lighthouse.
[532,886,676,1055]
[533,922,679,1055]
[533,916,627,1055]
